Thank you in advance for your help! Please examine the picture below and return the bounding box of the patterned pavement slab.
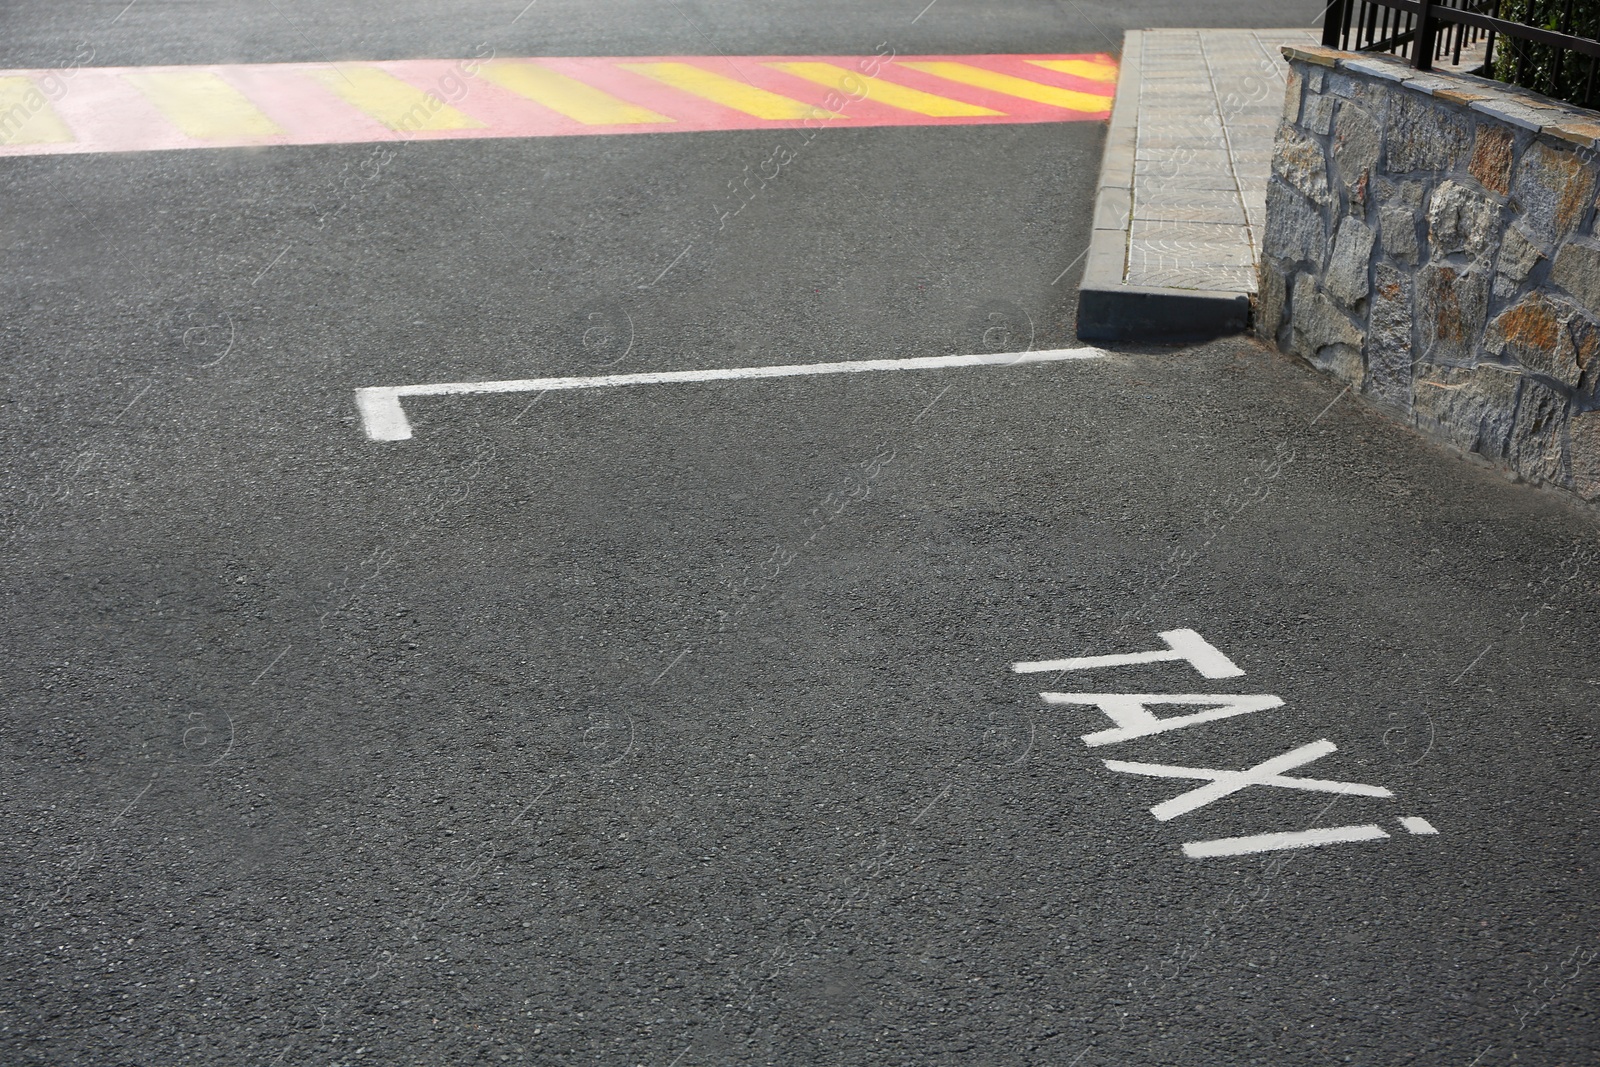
[1124,28,1316,294]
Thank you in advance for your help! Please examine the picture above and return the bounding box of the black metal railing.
[1323,0,1600,109]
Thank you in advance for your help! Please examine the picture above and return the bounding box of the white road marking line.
[1014,628,1243,678]
[1399,815,1438,835]
[1039,692,1283,747]
[355,347,1107,441]
[1104,738,1394,822]
[1182,824,1390,859]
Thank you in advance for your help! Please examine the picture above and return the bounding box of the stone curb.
[1076,30,1256,343]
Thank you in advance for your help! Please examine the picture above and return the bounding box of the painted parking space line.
[0,52,1115,156]
[354,348,1108,442]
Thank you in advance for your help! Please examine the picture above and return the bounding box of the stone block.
[1427,179,1504,263]
[1471,97,1556,133]
[1570,412,1600,500]
[1290,273,1365,370]
[1497,225,1544,288]
[1340,55,1411,85]
[1417,264,1490,366]
[1302,93,1336,137]
[1316,343,1366,386]
[1511,378,1572,486]
[1468,124,1516,196]
[1412,362,1522,457]
[1432,86,1497,109]
[1386,92,1472,174]
[1379,180,1425,265]
[1273,123,1328,201]
[1325,216,1376,309]
[1326,72,1372,102]
[1262,179,1327,266]
[1483,292,1596,387]
[1551,237,1600,319]
[1331,100,1381,197]
[1546,118,1600,152]
[1283,47,1338,70]
[1365,263,1414,408]
[1255,262,1289,344]
[1511,140,1597,246]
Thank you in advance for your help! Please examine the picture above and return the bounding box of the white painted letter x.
[1103,739,1394,822]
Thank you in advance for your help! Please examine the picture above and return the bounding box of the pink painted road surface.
[0,53,1117,157]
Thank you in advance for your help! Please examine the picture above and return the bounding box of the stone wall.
[1257,45,1600,503]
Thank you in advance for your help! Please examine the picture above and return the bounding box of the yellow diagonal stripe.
[125,70,282,139]
[478,62,671,125]
[0,76,73,146]
[900,62,1111,112]
[766,62,1001,117]
[617,62,829,121]
[308,67,484,132]
[1027,58,1119,84]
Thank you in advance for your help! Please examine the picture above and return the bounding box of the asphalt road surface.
[3,2,1598,1066]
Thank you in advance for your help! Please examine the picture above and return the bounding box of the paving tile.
[1088,27,1314,307]
[1133,201,1250,225]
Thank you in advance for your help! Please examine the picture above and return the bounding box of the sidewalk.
[1079,28,1317,341]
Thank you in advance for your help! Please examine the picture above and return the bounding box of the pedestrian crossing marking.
[124,70,282,139]
[765,62,1001,117]
[901,61,1113,113]
[306,66,485,133]
[617,62,832,121]
[0,54,1116,157]
[1027,58,1120,83]
[478,62,673,125]
[0,76,74,145]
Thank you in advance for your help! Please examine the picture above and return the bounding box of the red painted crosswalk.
[0,52,1117,156]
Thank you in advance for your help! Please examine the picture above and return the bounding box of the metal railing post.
[1323,0,1350,48]
[1415,0,1439,70]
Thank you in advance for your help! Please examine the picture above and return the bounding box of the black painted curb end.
[1077,281,1252,344]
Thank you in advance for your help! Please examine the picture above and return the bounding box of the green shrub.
[1489,0,1600,109]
